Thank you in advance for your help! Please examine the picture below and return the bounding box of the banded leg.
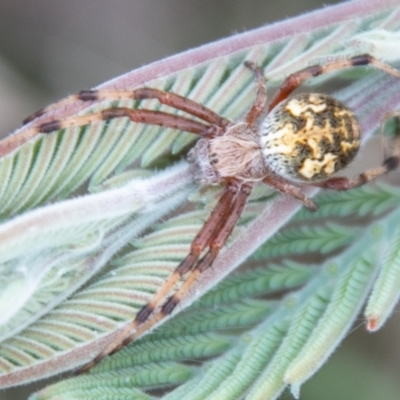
[23,87,231,129]
[0,108,225,158]
[268,54,400,112]
[77,180,251,373]
[113,182,253,348]
[37,108,222,137]
[263,175,318,211]
[244,61,268,124]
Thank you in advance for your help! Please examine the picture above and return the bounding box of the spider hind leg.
[268,53,400,112]
[76,180,252,374]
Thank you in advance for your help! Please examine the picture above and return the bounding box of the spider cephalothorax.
[15,53,400,373]
[188,122,266,184]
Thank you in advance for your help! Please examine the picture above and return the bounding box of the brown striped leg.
[113,182,253,348]
[1,108,226,158]
[36,108,222,137]
[268,54,400,112]
[23,87,231,128]
[244,61,267,124]
[311,164,396,190]
[263,175,318,211]
[76,180,251,374]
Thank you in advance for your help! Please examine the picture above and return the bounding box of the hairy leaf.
[0,0,399,399]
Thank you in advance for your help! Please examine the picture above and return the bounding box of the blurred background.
[0,1,400,399]
[0,0,345,136]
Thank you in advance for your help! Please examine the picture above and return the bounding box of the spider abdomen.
[261,93,360,182]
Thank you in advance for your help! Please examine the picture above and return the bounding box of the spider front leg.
[23,87,231,129]
[77,180,252,374]
[244,61,268,124]
[268,54,400,112]
[0,108,226,158]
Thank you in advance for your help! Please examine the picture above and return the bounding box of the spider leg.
[77,180,252,373]
[244,61,268,124]
[314,112,400,191]
[23,87,231,128]
[263,175,318,211]
[268,54,400,112]
[0,108,222,158]
[116,181,252,348]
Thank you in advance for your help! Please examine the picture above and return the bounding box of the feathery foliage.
[0,1,400,399]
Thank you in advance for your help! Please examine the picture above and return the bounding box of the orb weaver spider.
[17,53,400,373]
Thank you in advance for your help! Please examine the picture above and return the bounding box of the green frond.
[365,207,400,330]
[91,332,231,373]
[246,285,333,399]
[34,362,192,399]
[294,183,400,221]
[196,263,314,307]
[32,386,152,400]
[1,1,400,399]
[162,298,273,336]
[284,228,381,397]
[253,223,356,258]
[194,322,289,400]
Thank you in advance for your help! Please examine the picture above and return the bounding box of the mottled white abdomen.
[261,93,361,182]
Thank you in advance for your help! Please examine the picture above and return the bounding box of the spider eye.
[260,93,361,182]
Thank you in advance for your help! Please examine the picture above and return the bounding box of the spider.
[14,53,400,374]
